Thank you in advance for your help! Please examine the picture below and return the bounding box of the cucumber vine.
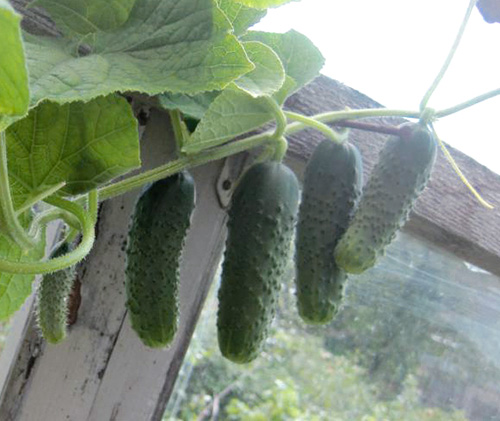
[0,0,496,323]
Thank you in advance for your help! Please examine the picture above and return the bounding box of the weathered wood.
[0,110,245,420]
[285,76,500,277]
[0,225,60,418]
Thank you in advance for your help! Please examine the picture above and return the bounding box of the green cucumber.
[125,172,195,348]
[37,243,77,344]
[217,161,300,363]
[295,140,363,324]
[334,123,437,274]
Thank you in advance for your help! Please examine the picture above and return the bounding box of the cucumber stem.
[285,111,345,143]
[169,109,188,157]
[272,137,288,162]
[87,189,99,225]
[265,97,287,141]
[75,108,423,205]
[436,88,500,118]
[0,195,95,274]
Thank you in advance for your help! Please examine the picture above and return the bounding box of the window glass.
[165,231,500,420]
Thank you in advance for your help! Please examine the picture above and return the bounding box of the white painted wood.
[86,160,231,421]
[0,224,60,418]
[0,110,244,421]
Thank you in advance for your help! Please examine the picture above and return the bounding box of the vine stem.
[169,109,188,156]
[420,0,478,111]
[0,132,35,249]
[272,137,288,162]
[77,132,275,205]
[0,195,95,274]
[436,88,500,118]
[75,107,423,205]
[285,111,345,143]
[264,97,287,140]
[15,182,66,216]
[333,120,404,136]
[87,189,99,224]
[28,207,80,238]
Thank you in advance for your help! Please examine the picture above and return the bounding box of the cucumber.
[37,243,77,344]
[125,172,195,348]
[217,161,300,363]
[334,123,437,274]
[295,140,363,324]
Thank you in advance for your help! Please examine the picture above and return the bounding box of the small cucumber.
[334,123,437,274]
[125,172,195,348]
[217,161,300,364]
[37,243,77,344]
[295,140,363,324]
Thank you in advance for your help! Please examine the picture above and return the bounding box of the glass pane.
[164,232,500,420]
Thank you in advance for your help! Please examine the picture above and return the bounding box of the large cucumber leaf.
[6,95,140,208]
[0,213,45,321]
[33,0,136,37]
[232,0,296,9]
[183,84,274,153]
[235,41,285,97]
[158,39,284,118]
[158,91,220,120]
[243,30,324,101]
[24,0,253,107]
[217,0,267,35]
[0,0,29,116]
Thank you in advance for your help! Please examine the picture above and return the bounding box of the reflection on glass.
[165,232,500,421]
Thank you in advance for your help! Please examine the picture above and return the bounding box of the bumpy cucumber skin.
[37,243,76,344]
[125,172,195,348]
[295,140,363,324]
[217,162,300,364]
[334,123,437,274]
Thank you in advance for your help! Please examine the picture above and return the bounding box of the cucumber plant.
[334,123,438,274]
[36,242,77,344]
[217,160,300,363]
[0,0,493,359]
[125,172,195,348]
[295,139,363,324]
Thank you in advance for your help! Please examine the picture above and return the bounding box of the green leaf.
[33,0,136,37]
[158,91,220,120]
[273,74,297,104]
[0,0,29,116]
[24,0,253,106]
[6,95,140,207]
[233,0,296,9]
[217,0,267,35]
[183,85,274,153]
[243,30,324,98]
[0,215,45,321]
[235,41,285,97]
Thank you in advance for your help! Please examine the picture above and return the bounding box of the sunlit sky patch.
[255,0,500,175]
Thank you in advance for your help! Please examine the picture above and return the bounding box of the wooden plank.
[86,162,235,421]
[0,225,60,420]
[0,110,244,420]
